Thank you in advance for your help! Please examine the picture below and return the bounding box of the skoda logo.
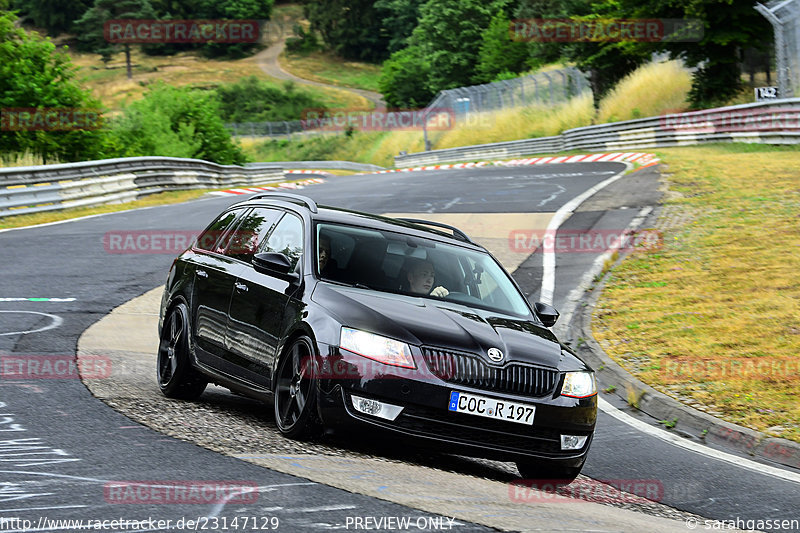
[487,348,504,363]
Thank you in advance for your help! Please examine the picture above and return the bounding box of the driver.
[406,258,449,298]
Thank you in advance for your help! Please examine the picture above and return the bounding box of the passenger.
[405,258,449,298]
[318,234,341,278]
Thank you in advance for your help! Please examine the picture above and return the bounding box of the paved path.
[255,39,385,110]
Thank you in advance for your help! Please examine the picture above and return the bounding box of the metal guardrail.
[395,98,800,167]
[0,156,284,217]
[246,161,385,172]
[393,137,564,167]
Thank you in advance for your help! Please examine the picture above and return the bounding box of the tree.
[303,0,389,62]
[108,83,248,164]
[379,44,435,107]
[73,0,157,79]
[668,0,771,108]
[515,0,649,107]
[407,0,505,92]
[193,0,274,58]
[594,0,772,108]
[0,11,111,163]
[474,9,531,83]
[12,0,93,35]
[375,0,424,54]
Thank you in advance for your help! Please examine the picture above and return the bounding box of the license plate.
[448,391,535,425]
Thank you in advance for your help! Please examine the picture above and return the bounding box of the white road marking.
[0,298,75,302]
[539,163,632,304]
[553,206,652,338]
[0,505,87,513]
[205,482,316,518]
[287,504,359,513]
[441,197,461,210]
[599,398,800,484]
[540,167,800,483]
[0,310,63,336]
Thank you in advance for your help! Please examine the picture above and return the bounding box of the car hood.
[312,283,569,369]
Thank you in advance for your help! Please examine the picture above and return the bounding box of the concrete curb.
[356,152,659,176]
[568,273,800,471]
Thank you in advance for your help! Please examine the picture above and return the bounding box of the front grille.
[397,404,567,455]
[421,347,559,397]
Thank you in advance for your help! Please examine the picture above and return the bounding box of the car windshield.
[315,222,532,318]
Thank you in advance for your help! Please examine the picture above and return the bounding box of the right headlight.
[339,327,415,369]
[560,371,597,398]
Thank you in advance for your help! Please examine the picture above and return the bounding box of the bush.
[285,24,321,54]
[215,77,327,123]
[108,83,247,165]
[379,45,435,108]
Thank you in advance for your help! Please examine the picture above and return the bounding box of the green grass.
[280,50,383,93]
[593,144,800,442]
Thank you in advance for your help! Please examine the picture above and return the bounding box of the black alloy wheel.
[157,302,207,400]
[274,335,320,439]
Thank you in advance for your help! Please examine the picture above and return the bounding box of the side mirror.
[534,302,559,327]
[253,252,299,281]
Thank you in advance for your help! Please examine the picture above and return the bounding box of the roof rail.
[250,192,318,213]
[396,218,474,244]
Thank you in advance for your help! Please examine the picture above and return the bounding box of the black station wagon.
[157,193,597,482]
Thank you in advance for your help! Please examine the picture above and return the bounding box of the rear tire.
[274,335,320,440]
[515,457,586,487]
[157,303,207,400]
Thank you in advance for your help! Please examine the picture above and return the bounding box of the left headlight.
[339,327,415,369]
[560,371,597,398]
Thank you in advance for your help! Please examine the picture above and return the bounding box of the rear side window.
[195,210,242,252]
[261,213,303,270]
[223,208,282,263]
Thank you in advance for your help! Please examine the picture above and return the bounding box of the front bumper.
[315,347,596,466]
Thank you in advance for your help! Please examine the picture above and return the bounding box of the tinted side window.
[262,214,303,270]
[195,210,241,252]
[223,208,282,263]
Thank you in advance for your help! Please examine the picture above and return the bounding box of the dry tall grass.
[71,49,368,111]
[0,152,55,168]
[596,60,692,123]
[433,93,595,149]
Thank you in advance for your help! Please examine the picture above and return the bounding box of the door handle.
[196,269,208,279]
[235,281,248,292]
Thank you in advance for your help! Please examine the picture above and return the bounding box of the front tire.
[157,303,207,400]
[274,335,320,440]
[515,457,586,486]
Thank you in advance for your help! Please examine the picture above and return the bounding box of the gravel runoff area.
[75,287,716,531]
